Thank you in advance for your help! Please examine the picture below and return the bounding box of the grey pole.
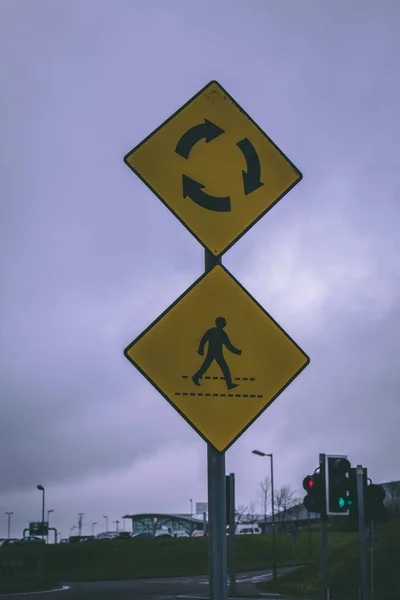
[205,248,227,600]
[78,513,84,537]
[37,485,45,540]
[269,453,277,580]
[319,453,327,600]
[207,445,227,600]
[252,450,277,579]
[47,510,54,544]
[5,512,13,539]
[228,473,236,597]
[357,465,368,600]
[370,519,375,600]
[103,516,108,532]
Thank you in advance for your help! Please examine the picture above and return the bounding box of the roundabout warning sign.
[124,80,302,256]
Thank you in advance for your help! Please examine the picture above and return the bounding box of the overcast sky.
[1,0,399,540]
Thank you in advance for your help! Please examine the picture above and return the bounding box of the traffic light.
[365,483,387,522]
[348,467,360,522]
[326,455,352,514]
[303,471,325,514]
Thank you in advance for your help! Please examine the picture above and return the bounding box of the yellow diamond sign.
[124,80,302,256]
[124,266,309,452]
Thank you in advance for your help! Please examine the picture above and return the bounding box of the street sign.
[124,265,309,452]
[29,522,48,536]
[124,80,302,256]
[196,502,208,514]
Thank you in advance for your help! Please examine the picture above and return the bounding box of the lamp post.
[37,485,45,540]
[252,450,277,580]
[190,498,193,516]
[103,515,108,532]
[5,512,13,539]
[113,520,119,533]
[78,513,84,537]
[47,509,54,543]
[92,522,97,536]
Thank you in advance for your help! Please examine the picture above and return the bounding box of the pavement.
[0,568,300,599]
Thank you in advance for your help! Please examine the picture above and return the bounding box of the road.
[0,569,296,599]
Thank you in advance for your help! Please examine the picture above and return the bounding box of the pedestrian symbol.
[124,265,309,452]
[192,317,241,390]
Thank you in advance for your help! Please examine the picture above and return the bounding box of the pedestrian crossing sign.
[124,265,309,452]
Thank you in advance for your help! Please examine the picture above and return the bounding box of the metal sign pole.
[206,249,227,600]
[208,445,227,600]
[357,465,368,600]
[319,453,328,600]
[370,519,375,600]
[228,473,236,597]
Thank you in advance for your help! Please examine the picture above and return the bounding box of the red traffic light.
[303,475,314,491]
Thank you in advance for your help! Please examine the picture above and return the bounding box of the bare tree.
[235,504,249,527]
[275,486,297,530]
[290,499,303,523]
[248,502,257,524]
[258,476,271,528]
[384,481,400,516]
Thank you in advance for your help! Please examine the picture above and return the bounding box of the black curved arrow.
[175,119,225,159]
[182,175,231,212]
[236,138,264,195]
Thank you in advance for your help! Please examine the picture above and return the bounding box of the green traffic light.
[338,497,345,508]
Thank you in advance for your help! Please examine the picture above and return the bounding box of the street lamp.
[78,513,84,536]
[92,522,97,535]
[5,512,13,539]
[252,450,277,580]
[47,509,54,543]
[113,520,119,533]
[190,498,193,516]
[103,515,108,532]
[37,485,45,540]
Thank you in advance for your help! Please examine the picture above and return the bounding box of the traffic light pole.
[206,249,227,600]
[357,465,368,600]
[227,473,236,598]
[370,519,375,600]
[319,453,328,600]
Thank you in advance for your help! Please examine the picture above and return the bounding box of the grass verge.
[257,518,399,600]
[0,530,355,584]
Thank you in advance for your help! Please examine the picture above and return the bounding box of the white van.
[236,524,262,535]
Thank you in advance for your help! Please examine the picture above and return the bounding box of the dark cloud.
[1,0,399,537]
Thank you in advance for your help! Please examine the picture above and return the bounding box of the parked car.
[131,532,152,539]
[2,538,19,546]
[60,538,69,544]
[191,530,204,537]
[236,525,262,535]
[95,532,116,541]
[173,530,189,538]
[154,531,172,538]
[69,536,91,543]
[18,536,45,545]
[116,532,132,540]
[80,536,96,543]
[0,539,7,546]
